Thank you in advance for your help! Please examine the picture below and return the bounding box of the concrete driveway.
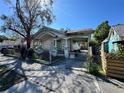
[0,53,100,93]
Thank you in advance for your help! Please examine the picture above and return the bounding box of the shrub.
[1,48,15,55]
[87,63,100,75]
[117,44,124,56]
[40,50,50,61]
[8,49,15,54]
[32,53,39,60]
[87,56,100,75]
[106,44,124,60]
[89,40,99,47]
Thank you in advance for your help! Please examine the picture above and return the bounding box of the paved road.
[0,54,100,93]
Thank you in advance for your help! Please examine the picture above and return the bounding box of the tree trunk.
[27,39,31,49]
[26,33,31,49]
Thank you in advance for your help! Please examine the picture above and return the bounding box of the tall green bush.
[94,21,111,45]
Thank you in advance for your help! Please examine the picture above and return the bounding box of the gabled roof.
[33,26,94,40]
[112,24,124,37]
[102,24,124,43]
[33,26,66,37]
[33,26,66,40]
[67,28,94,35]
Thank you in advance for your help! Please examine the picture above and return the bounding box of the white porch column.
[38,41,40,45]
[52,39,57,56]
[64,38,69,58]
[55,39,57,47]
[36,41,38,45]
[37,41,40,45]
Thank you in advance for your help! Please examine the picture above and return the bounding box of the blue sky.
[50,0,124,30]
[0,0,124,32]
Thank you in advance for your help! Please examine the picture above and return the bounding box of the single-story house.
[32,26,94,58]
[101,24,124,53]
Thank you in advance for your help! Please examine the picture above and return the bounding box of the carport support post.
[88,35,92,57]
[64,38,69,58]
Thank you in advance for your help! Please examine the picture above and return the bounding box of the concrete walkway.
[0,53,101,93]
[0,53,124,93]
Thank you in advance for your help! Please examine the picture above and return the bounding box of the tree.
[0,0,54,49]
[94,21,111,45]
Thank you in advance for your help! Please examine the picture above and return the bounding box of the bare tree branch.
[8,27,26,38]
[16,0,28,32]
[1,0,54,49]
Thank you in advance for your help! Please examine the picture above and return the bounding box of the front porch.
[33,37,89,59]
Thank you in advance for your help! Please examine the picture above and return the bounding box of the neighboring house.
[2,40,15,47]
[0,38,27,51]
[0,40,16,51]
[32,26,93,58]
[101,24,124,53]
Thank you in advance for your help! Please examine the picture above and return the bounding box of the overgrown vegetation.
[117,44,124,56]
[88,21,111,75]
[87,63,99,75]
[86,56,101,76]
[86,53,107,77]
[108,44,124,57]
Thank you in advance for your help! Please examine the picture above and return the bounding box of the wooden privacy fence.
[101,52,124,79]
[106,59,124,79]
